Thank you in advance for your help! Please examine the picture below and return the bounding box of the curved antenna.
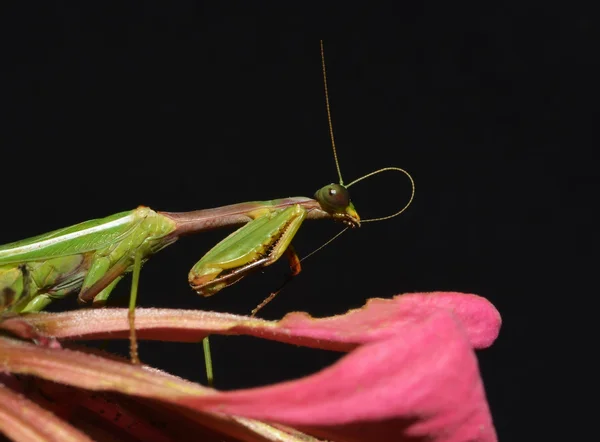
[346,167,416,223]
[320,40,344,186]
[301,166,414,260]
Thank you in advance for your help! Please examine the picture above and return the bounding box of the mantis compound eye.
[314,184,350,213]
[326,184,350,209]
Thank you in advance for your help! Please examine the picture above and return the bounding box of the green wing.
[0,209,144,265]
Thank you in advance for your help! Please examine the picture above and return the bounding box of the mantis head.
[314,183,361,228]
[311,42,413,233]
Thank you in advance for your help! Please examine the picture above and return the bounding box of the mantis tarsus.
[0,41,415,369]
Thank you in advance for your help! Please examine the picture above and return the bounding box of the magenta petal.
[0,382,93,442]
[277,292,501,351]
[22,292,500,353]
[392,292,502,349]
[2,291,499,441]
[179,310,497,442]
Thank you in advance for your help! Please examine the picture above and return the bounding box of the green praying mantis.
[0,41,415,366]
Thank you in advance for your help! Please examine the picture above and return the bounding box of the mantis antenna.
[303,42,416,263]
[321,40,344,186]
[320,40,416,224]
[347,167,415,223]
[260,41,416,311]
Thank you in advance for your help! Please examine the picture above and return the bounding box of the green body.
[0,42,406,382]
[0,207,177,313]
[0,192,359,315]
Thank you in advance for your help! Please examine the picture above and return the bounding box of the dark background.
[1,3,595,441]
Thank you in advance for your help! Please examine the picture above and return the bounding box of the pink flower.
[0,291,501,441]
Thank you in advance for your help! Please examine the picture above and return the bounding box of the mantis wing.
[0,210,145,265]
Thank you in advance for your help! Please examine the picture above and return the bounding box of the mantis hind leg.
[127,250,143,365]
[78,256,130,306]
[18,283,80,313]
[87,275,125,306]
[77,253,142,364]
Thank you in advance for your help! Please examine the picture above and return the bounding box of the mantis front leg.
[189,204,308,298]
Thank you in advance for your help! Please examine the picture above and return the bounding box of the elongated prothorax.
[160,197,332,237]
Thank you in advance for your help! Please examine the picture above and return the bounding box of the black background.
[1,3,595,441]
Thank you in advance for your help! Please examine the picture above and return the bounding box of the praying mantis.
[0,41,415,366]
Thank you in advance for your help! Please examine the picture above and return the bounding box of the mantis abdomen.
[0,206,177,313]
[0,254,90,312]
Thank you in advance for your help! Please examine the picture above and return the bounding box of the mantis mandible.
[0,41,415,365]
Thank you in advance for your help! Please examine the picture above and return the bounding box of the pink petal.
[388,292,502,349]
[20,292,500,351]
[2,292,499,441]
[0,381,93,442]
[1,339,313,441]
[3,301,497,440]
[0,336,208,397]
[275,291,500,350]
[179,310,497,442]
